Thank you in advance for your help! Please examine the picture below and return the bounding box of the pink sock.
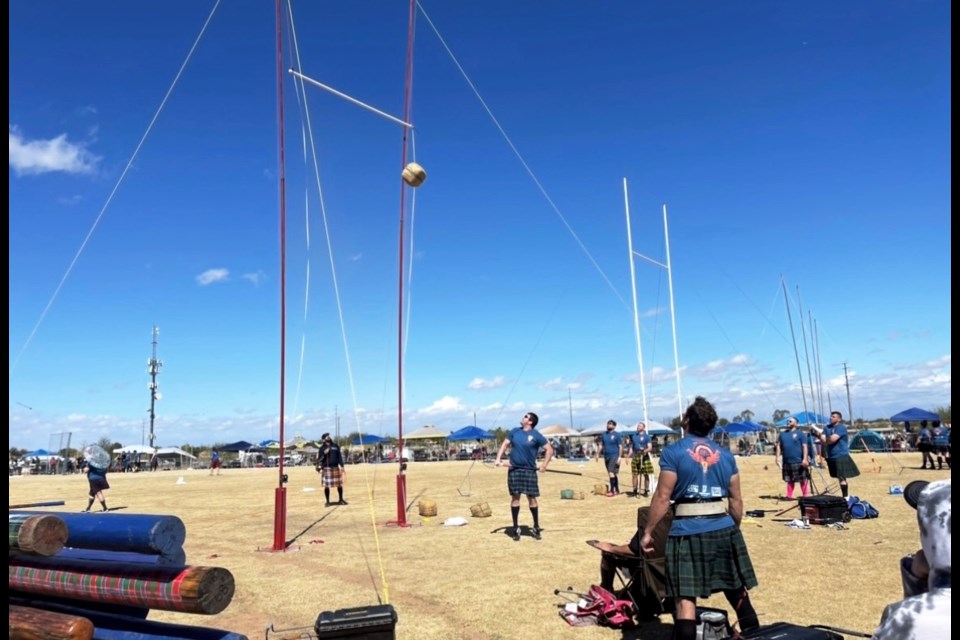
[800,481,809,497]
[786,484,794,499]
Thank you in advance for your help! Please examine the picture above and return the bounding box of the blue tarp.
[889,407,939,423]
[447,426,495,441]
[775,411,829,427]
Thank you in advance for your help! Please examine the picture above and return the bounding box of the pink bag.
[558,584,636,629]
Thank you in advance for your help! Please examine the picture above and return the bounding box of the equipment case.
[315,604,397,640]
[798,495,850,525]
[741,622,844,639]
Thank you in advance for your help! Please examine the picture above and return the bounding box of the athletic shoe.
[510,527,521,541]
[531,527,542,540]
[325,502,332,508]
[642,491,650,497]
[337,499,348,505]
[605,491,615,497]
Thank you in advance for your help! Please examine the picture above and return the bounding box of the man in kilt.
[316,432,347,507]
[628,421,654,497]
[495,412,554,541]
[812,411,860,499]
[775,417,811,499]
[640,396,760,640]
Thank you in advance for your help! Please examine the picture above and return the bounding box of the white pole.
[289,70,414,129]
[662,205,684,424]
[624,178,649,424]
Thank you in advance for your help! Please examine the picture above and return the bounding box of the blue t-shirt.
[507,427,547,470]
[932,428,948,447]
[87,466,108,482]
[659,435,737,536]
[630,433,652,456]
[777,429,806,464]
[823,423,850,458]
[600,431,622,459]
[918,428,932,444]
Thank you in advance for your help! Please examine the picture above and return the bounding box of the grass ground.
[8,451,949,640]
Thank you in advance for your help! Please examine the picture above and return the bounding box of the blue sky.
[9,1,951,451]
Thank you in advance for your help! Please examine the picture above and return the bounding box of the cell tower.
[147,326,163,448]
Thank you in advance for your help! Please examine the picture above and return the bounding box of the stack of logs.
[8,510,247,640]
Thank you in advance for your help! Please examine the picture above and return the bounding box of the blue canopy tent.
[23,449,52,457]
[447,426,495,442]
[716,423,759,435]
[351,434,390,446]
[775,411,829,427]
[219,440,254,452]
[889,408,939,423]
[850,430,887,452]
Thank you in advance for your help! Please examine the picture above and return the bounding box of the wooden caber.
[8,513,69,557]
[8,604,94,640]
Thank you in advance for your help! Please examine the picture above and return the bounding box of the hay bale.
[593,484,608,496]
[418,500,438,517]
[469,502,492,518]
[572,491,585,500]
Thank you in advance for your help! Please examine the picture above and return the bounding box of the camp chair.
[594,506,674,621]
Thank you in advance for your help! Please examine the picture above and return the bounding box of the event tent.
[537,424,580,437]
[351,434,390,446]
[403,426,450,440]
[717,423,759,435]
[447,426,495,442]
[889,408,939,423]
[115,444,157,454]
[850,430,887,452]
[775,411,829,427]
[219,440,255,452]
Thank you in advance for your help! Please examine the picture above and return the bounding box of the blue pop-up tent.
[775,411,829,427]
[351,434,390,446]
[889,407,939,423]
[219,440,254,452]
[447,426,495,442]
[850,430,887,452]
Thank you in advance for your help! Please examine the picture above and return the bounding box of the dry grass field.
[9,451,948,640]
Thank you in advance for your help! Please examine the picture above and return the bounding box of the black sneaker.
[325,501,332,508]
[531,527,542,540]
[510,527,521,541]
[337,499,348,505]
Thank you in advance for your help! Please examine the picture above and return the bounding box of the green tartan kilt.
[827,455,861,479]
[665,525,758,599]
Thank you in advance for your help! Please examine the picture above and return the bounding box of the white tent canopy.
[115,444,157,454]
[156,447,197,459]
[537,424,580,437]
[404,425,450,440]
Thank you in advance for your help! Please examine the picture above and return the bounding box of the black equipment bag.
[315,604,398,640]
[798,495,850,525]
[741,622,844,639]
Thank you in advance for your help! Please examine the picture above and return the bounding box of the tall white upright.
[624,180,684,431]
[623,178,649,424]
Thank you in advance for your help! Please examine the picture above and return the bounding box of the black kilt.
[781,462,811,483]
[88,477,110,497]
[507,467,540,497]
[665,525,758,599]
[826,455,860,479]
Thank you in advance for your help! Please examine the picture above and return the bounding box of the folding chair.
[598,506,674,621]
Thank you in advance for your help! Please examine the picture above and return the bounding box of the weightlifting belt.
[674,501,728,517]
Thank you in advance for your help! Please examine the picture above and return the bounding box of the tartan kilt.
[632,454,654,475]
[665,525,758,599]
[781,462,811,483]
[88,478,110,497]
[321,467,344,488]
[826,455,860,479]
[507,467,540,497]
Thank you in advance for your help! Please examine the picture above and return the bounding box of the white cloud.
[9,126,100,176]
[419,396,464,415]
[539,377,564,390]
[196,268,229,286]
[242,271,267,286]
[468,376,507,390]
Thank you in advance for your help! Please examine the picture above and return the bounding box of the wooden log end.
[17,515,69,557]
[191,566,236,614]
[9,603,94,640]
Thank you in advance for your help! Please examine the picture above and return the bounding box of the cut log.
[9,604,94,640]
